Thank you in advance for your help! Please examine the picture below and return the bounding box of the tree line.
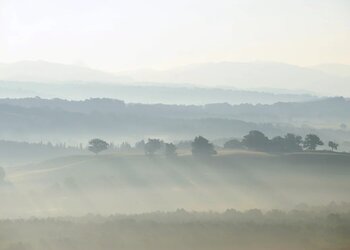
[1,206,349,250]
[225,131,338,152]
[87,131,339,156]
[88,136,215,158]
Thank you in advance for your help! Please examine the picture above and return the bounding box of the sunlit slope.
[3,151,350,216]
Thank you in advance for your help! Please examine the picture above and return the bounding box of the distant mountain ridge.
[0,60,131,83]
[1,60,349,97]
[311,63,350,78]
[123,61,350,96]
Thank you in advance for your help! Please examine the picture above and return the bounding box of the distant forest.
[0,97,349,145]
[1,204,349,250]
[0,81,317,104]
[0,96,349,124]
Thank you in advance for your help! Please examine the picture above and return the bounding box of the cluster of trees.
[87,136,216,157]
[87,131,339,156]
[143,139,177,157]
[191,136,216,157]
[224,130,338,153]
[88,138,178,157]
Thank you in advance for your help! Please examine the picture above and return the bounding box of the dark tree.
[242,130,269,152]
[328,141,338,151]
[283,133,303,152]
[303,134,323,151]
[88,138,109,154]
[145,139,162,155]
[269,134,303,153]
[269,136,285,153]
[192,136,217,157]
[164,143,177,157]
[135,140,145,151]
[224,139,243,149]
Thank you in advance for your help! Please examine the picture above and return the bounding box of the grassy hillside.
[1,151,349,217]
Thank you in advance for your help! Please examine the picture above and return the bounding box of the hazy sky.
[0,0,349,72]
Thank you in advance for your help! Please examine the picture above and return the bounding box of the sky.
[0,0,349,72]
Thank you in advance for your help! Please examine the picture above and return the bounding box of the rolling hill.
[2,151,350,216]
